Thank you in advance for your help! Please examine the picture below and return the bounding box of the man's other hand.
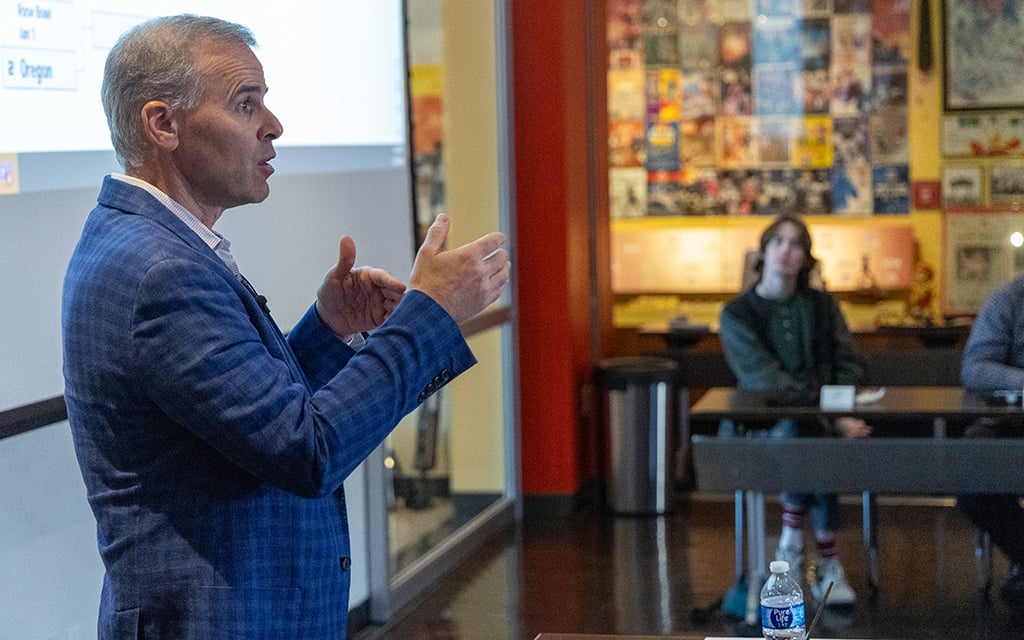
[409,214,511,324]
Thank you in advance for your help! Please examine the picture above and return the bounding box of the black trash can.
[596,356,680,515]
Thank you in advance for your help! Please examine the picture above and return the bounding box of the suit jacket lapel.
[97,176,314,390]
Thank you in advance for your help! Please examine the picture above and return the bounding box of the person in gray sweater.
[719,214,869,607]
[959,274,1024,602]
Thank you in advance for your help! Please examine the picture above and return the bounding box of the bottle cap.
[770,560,789,574]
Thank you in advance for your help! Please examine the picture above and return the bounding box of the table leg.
[862,490,879,594]
[734,490,744,583]
[754,492,766,578]
[976,530,993,594]
[745,490,765,625]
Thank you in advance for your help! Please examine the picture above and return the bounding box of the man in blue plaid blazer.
[61,15,509,640]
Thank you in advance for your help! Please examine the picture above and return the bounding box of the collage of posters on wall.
[608,0,911,218]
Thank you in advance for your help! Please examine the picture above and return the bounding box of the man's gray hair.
[101,14,256,170]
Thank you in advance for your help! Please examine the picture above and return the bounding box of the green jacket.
[719,286,863,394]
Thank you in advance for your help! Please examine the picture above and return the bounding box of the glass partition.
[386,325,509,576]
[368,0,518,622]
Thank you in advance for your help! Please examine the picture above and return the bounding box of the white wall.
[0,429,374,640]
[0,423,103,640]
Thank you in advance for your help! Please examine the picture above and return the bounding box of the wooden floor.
[355,494,1024,639]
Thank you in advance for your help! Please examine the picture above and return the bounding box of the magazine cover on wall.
[832,157,874,214]
[719,169,762,215]
[609,69,646,120]
[801,17,831,113]
[678,168,724,215]
[759,168,802,215]
[793,115,833,168]
[833,116,870,166]
[943,211,1024,314]
[719,116,758,168]
[646,121,682,171]
[754,66,802,116]
[872,164,910,214]
[872,0,911,66]
[757,116,793,164]
[795,168,833,213]
[650,67,683,120]
[610,167,648,219]
[678,14,719,70]
[680,71,716,118]
[609,120,646,167]
[608,0,644,70]
[830,13,872,117]
[680,116,717,165]
[752,14,801,66]
[647,170,686,215]
[944,0,1024,111]
[872,106,910,163]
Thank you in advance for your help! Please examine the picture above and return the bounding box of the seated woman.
[718,214,870,607]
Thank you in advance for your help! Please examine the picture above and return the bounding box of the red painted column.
[511,2,599,498]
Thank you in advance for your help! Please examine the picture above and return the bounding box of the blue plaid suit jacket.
[62,176,475,639]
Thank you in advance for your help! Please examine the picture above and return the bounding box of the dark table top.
[638,318,972,349]
[690,386,1021,422]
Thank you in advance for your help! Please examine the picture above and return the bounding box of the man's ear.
[140,100,179,152]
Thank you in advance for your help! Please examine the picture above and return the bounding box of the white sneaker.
[813,556,856,606]
[774,545,803,584]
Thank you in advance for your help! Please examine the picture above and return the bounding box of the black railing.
[0,396,68,440]
[0,306,512,443]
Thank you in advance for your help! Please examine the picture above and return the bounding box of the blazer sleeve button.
[340,556,352,572]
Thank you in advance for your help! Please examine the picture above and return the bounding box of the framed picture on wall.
[943,211,1024,314]
[944,1,1024,111]
[989,162,1024,206]
[941,164,984,209]
[942,111,1024,157]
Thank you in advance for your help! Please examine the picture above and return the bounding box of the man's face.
[172,39,283,216]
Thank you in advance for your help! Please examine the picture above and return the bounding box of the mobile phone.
[986,389,1022,406]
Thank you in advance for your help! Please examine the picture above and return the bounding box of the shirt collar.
[111,173,225,252]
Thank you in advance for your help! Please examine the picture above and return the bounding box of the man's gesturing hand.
[410,214,510,324]
[316,235,406,337]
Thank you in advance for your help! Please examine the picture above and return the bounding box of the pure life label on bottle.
[762,600,805,630]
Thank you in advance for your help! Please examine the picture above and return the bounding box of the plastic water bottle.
[761,559,806,640]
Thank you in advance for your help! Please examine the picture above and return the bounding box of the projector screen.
[3,2,406,153]
[0,1,416,415]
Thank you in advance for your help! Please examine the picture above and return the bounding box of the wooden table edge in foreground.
[533,635,707,640]
[534,636,874,640]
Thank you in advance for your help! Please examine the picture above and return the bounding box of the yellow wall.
[441,0,507,495]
